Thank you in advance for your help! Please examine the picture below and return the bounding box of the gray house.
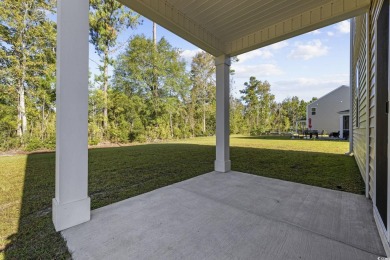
[306,85,350,134]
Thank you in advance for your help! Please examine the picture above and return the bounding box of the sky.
[89,16,351,103]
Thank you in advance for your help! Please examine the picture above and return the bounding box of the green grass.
[0,135,364,259]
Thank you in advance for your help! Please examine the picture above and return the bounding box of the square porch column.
[339,115,344,139]
[215,55,231,172]
[52,0,90,231]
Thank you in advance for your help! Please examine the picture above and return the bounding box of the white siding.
[306,86,350,134]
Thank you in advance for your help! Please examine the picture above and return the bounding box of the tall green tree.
[230,96,246,134]
[270,103,290,133]
[278,96,308,132]
[113,35,189,140]
[0,0,56,143]
[89,0,140,133]
[240,76,274,135]
[190,51,215,135]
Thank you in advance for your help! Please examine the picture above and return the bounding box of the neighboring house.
[306,85,350,134]
[351,0,390,253]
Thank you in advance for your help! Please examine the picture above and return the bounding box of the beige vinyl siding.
[368,0,383,198]
[352,14,368,184]
[351,0,385,199]
[367,0,384,199]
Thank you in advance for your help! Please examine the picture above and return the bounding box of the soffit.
[119,0,371,56]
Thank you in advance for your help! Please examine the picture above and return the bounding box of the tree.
[0,0,56,143]
[113,35,189,140]
[240,77,274,135]
[190,51,215,135]
[270,103,289,133]
[89,0,140,133]
[230,96,246,134]
[278,96,308,132]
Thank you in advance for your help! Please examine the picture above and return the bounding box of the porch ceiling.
[118,0,370,56]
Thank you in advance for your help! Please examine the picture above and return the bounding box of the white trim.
[374,206,390,256]
[374,0,379,209]
[365,12,371,199]
[387,2,390,240]
[373,0,390,242]
[349,19,354,154]
[53,197,90,231]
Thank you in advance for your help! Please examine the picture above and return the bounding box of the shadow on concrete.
[2,142,364,258]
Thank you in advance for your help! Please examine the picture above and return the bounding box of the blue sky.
[89,16,351,103]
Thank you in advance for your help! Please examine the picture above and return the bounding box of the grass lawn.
[0,135,364,259]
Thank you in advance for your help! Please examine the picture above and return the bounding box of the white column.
[52,0,90,231]
[215,55,231,172]
[339,116,344,139]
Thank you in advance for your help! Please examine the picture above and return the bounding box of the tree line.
[0,0,312,151]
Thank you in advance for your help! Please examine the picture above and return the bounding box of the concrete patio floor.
[62,171,386,260]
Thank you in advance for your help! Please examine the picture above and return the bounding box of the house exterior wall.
[352,0,390,253]
[306,86,350,134]
[352,0,383,202]
[351,14,369,188]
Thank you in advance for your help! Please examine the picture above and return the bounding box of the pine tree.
[89,0,140,134]
[240,77,274,135]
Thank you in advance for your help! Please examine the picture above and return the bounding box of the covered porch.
[53,0,386,258]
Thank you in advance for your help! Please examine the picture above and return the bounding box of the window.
[311,107,316,115]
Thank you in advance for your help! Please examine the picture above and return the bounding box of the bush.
[0,137,21,151]
[135,134,146,143]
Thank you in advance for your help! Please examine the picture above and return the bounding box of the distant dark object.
[343,130,349,140]
[304,129,318,138]
[329,130,349,140]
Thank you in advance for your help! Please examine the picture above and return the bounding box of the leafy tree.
[0,0,56,144]
[278,96,308,132]
[270,103,290,133]
[89,0,140,133]
[113,35,189,140]
[240,77,274,135]
[190,51,215,135]
[230,96,247,134]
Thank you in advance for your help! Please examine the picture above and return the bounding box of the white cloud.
[232,64,283,78]
[237,49,273,63]
[336,20,350,33]
[236,40,289,63]
[271,74,349,101]
[180,48,202,64]
[308,29,321,35]
[288,39,329,60]
[327,31,335,36]
[275,74,348,87]
[268,40,289,50]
